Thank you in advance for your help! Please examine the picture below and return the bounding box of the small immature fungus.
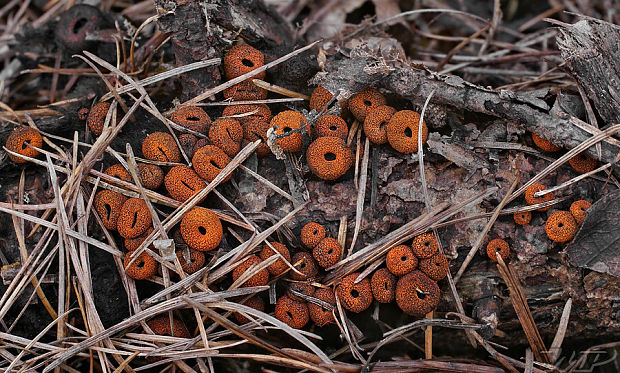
[312,237,342,268]
[275,295,309,329]
[486,239,510,262]
[513,211,532,226]
[234,296,265,324]
[545,211,578,243]
[164,165,207,202]
[179,134,197,158]
[104,164,131,182]
[336,273,373,313]
[124,251,157,280]
[191,145,232,183]
[287,282,315,302]
[124,227,154,252]
[223,44,266,80]
[142,132,182,163]
[146,316,190,338]
[117,198,152,239]
[395,270,440,317]
[309,86,334,111]
[348,87,386,122]
[570,200,591,224]
[386,110,428,154]
[243,120,271,157]
[222,104,272,124]
[290,252,318,281]
[306,136,353,180]
[569,152,598,174]
[314,115,348,140]
[86,102,110,136]
[363,105,396,144]
[411,233,438,259]
[180,207,223,252]
[386,245,418,276]
[170,106,211,134]
[56,4,104,53]
[419,252,449,280]
[259,242,291,276]
[270,110,307,152]
[176,248,206,274]
[223,80,268,101]
[6,126,43,163]
[232,255,269,287]
[301,222,326,249]
[208,119,243,157]
[524,183,554,211]
[78,107,89,121]
[137,163,164,190]
[532,133,561,152]
[94,190,127,231]
[308,288,336,326]
[371,268,397,303]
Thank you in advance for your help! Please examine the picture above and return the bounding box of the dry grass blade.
[348,137,370,257]
[496,256,550,363]
[533,163,612,197]
[549,298,572,363]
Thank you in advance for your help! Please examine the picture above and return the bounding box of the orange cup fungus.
[306,136,353,180]
[395,270,440,317]
[86,102,110,136]
[371,268,397,303]
[569,152,597,174]
[223,80,268,101]
[386,245,418,276]
[348,87,386,122]
[275,295,309,329]
[124,251,157,280]
[486,238,510,262]
[142,132,182,163]
[180,207,223,252]
[513,211,532,226]
[192,145,232,183]
[270,110,307,152]
[124,227,153,252]
[363,105,396,145]
[309,86,334,111]
[209,118,243,157]
[411,233,438,259]
[419,252,449,281]
[545,211,578,243]
[5,126,43,163]
[336,273,373,313]
[290,251,318,281]
[232,254,269,287]
[243,120,271,157]
[223,44,266,80]
[234,296,265,324]
[570,200,591,224]
[94,190,127,231]
[137,163,164,190]
[314,115,348,140]
[146,316,190,338]
[176,248,206,274]
[532,133,561,152]
[287,282,315,302]
[104,164,131,182]
[301,222,326,249]
[222,104,272,125]
[117,198,152,239]
[164,165,206,202]
[525,183,554,211]
[259,242,291,276]
[386,110,428,154]
[312,237,342,268]
[308,287,336,326]
[170,106,211,134]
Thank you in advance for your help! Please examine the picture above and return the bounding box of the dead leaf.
[567,189,620,277]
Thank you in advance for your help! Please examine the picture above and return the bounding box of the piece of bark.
[557,19,620,126]
[311,55,620,165]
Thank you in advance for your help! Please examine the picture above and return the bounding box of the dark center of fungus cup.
[104,203,112,219]
[401,255,408,261]
[404,127,413,137]
[327,248,333,254]
[350,289,359,298]
[286,310,293,319]
[130,212,139,229]
[324,152,337,161]
[73,18,88,34]
[330,126,337,131]
[22,139,31,150]
[416,290,427,300]
[241,59,254,67]
[157,147,170,162]
[181,180,196,191]
[186,116,200,121]
[558,222,564,228]
[363,100,372,106]
[136,259,145,269]
[198,226,207,235]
